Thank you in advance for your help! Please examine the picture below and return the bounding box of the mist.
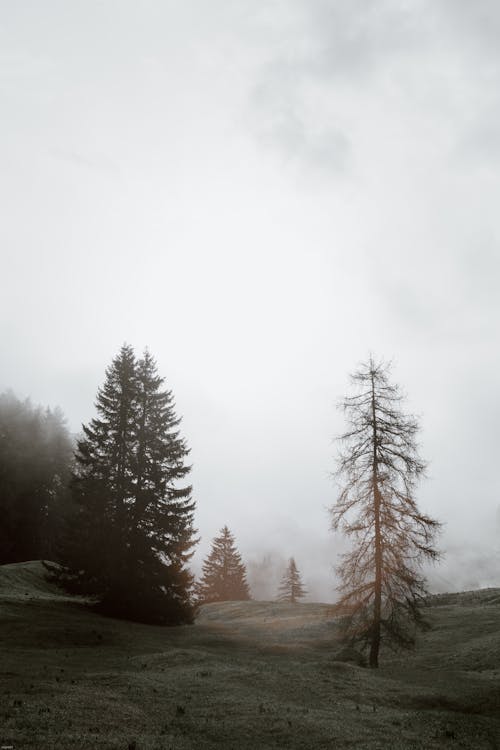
[2,0,500,601]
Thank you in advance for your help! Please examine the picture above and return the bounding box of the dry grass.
[0,562,499,749]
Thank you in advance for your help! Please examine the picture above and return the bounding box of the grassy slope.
[0,562,499,750]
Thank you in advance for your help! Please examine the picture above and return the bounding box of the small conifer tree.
[277,557,307,603]
[195,526,250,603]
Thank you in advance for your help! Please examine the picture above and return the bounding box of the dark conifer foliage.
[57,344,138,602]
[277,557,307,603]
[331,356,441,668]
[129,350,196,622]
[57,345,196,624]
[0,392,73,564]
[195,526,250,603]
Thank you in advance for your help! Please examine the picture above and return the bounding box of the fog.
[1,1,500,600]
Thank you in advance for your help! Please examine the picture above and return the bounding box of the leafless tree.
[331,356,441,668]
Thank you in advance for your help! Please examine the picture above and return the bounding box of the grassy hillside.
[0,562,499,749]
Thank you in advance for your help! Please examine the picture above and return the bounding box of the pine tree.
[195,526,250,604]
[57,345,196,624]
[331,356,441,667]
[277,557,307,603]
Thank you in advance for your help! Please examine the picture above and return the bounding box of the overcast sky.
[1,1,500,599]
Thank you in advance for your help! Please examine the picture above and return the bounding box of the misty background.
[1,0,499,600]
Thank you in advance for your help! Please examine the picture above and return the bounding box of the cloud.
[429,1,500,169]
[250,64,351,174]
[49,148,122,177]
[245,0,500,182]
[439,0,500,53]
[245,0,432,174]
[2,0,500,602]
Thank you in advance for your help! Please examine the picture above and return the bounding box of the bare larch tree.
[331,356,441,668]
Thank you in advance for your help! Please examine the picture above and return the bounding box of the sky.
[1,0,500,599]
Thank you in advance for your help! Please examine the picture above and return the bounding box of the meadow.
[0,562,499,749]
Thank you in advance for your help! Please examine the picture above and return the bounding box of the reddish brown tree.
[331,356,441,668]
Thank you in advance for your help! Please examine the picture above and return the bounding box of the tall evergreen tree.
[277,557,307,603]
[195,526,250,603]
[331,356,441,667]
[57,345,196,624]
[57,344,137,600]
[127,350,196,622]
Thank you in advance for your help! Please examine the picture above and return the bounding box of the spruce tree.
[277,557,307,603]
[331,356,441,667]
[57,345,196,624]
[57,344,138,600]
[127,349,196,623]
[195,526,250,603]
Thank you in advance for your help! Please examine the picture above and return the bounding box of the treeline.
[0,373,308,616]
[1,346,308,625]
[0,392,73,565]
[194,526,307,605]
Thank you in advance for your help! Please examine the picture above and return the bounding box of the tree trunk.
[370,482,382,668]
[370,368,382,669]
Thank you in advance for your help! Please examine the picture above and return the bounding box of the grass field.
[0,561,499,749]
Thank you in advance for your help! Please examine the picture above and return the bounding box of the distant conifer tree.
[195,526,250,603]
[277,557,307,603]
[57,345,196,624]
